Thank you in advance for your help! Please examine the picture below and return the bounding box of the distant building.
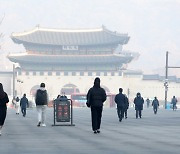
[7,26,180,106]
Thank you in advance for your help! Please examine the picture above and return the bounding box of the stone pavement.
[1,107,180,154]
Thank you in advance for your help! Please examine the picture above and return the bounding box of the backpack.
[35,89,47,105]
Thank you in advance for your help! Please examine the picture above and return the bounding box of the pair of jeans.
[136,110,142,118]
[117,106,124,121]
[36,105,47,124]
[153,107,158,114]
[21,108,26,116]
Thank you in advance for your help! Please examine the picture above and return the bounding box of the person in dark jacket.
[35,83,48,127]
[114,88,126,122]
[87,77,106,134]
[171,96,178,111]
[0,83,9,136]
[20,94,29,117]
[146,98,150,108]
[134,92,144,119]
[152,97,159,114]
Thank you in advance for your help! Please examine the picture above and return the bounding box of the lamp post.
[164,51,168,109]
[164,51,180,109]
[13,64,16,97]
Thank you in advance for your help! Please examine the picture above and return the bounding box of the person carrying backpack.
[35,83,48,127]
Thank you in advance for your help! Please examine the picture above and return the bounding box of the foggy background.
[0,0,180,76]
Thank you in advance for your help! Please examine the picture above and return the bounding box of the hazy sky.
[0,0,180,75]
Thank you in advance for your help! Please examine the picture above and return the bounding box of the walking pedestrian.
[12,96,16,108]
[171,96,178,111]
[86,77,106,134]
[114,88,126,122]
[15,96,20,114]
[35,83,48,127]
[152,97,159,114]
[146,98,150,108]
[134,92,144,119]
[0,83,9,136]
[20,94,29,117]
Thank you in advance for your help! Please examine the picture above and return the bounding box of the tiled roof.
[7,53,133,65]
[11,26,130,46]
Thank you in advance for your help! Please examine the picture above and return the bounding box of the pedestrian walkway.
[1,107,180,154]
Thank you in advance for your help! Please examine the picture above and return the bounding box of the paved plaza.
[1,107,180,154]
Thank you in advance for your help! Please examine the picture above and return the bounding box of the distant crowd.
[0,78,178,135]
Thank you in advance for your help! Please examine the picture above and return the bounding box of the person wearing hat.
[134,92,144,119]
[86,77,106,134]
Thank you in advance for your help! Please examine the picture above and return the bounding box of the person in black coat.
[114,88,126,122]
[134,92,144,119]
[20,94,29,117]
[171,96,177,111]
[0,83,9,136]
[152,97,159,114]
[87,77,106,134]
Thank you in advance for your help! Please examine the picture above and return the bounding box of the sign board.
[62,45,78,50]
[56,100,70,122]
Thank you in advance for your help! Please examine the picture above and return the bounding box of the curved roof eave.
[7,54,134,65]
[11,26,130,46]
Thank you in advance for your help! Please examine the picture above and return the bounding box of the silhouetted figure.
[171,96,177,111]
[35,83,48,127]
[87,77,106,134]
[146,98,150,108]
[152,97,159,114]
[114,88,126,122]
[20,94,29,117]
[134,92,144,119]
[0,83,9,136]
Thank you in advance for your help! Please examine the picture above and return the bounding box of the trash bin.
[52,98,75,126]
[56,98,70,122]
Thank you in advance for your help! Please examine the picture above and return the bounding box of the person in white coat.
[15,97,20,115]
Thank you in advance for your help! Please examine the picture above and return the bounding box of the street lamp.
[164,79,168,109]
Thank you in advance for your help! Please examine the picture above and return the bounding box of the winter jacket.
[20,96,28,108]
[152,99,159,108]
[87,80,106,107]
[114,93,126,107]
[0,92,9,108]
[171,98,177,105]
[134,96,144,110]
